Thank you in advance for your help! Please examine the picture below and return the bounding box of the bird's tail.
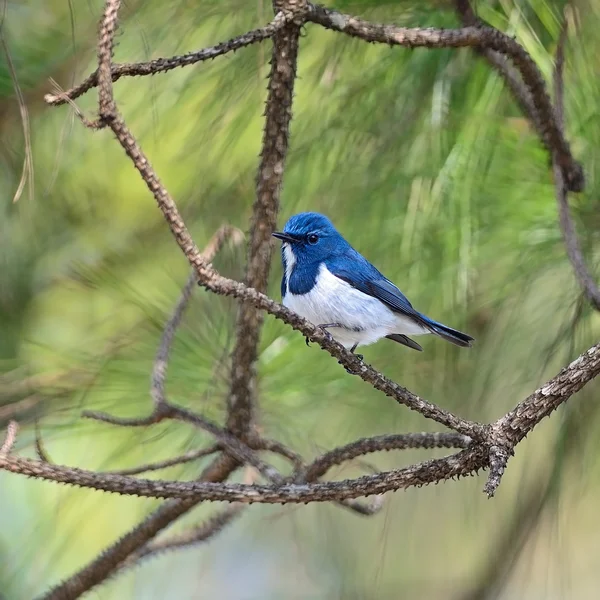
[423,318,474,348]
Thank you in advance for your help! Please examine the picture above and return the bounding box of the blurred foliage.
[1,0,600,598]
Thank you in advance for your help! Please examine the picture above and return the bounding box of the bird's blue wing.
[327,251,428,325]
[327,250,474,348]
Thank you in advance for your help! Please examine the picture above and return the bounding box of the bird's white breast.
[283,263,428,348]
[283,244,296,285]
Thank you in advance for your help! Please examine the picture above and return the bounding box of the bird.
[272,212,473,355]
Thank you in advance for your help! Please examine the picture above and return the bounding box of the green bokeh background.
[1,0,600,598]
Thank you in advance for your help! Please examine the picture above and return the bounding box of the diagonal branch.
[307,2,584,193]
[152,225,243,411]
[128,504,244,563]
[43,12,293,106]
[226,0,306,439]
[551,16,600,310]
[83,402,281,483]
[119,466,258,570]
[40,453,239,600]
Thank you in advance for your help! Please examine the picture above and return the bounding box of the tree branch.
[39,453,239,600]
[107,445,219,476]
[43,12,293,107]
[307,2,584,193]
[226,0,306,439]
[302,432,471,482]
[551,15,600,310]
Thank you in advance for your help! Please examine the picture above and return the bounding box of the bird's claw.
[321,330,334,343]
[305,337,310,347]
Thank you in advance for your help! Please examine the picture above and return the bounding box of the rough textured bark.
[226,1,305,438]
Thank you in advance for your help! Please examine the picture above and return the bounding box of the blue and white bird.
[272,212,473,354]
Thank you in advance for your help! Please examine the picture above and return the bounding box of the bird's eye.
[307,233,319,245]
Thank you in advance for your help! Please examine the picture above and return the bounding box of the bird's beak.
[272,231,296,243]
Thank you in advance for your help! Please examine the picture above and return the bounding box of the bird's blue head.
[272,212,348,266]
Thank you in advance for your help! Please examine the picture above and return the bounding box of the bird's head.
[272,212,346,264]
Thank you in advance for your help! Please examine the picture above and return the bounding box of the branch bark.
[226,0,305,439]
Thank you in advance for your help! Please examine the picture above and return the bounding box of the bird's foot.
[317,323,342,343]
[349,343,363,362]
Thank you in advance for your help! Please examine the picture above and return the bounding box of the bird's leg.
[316,323,343,343]
[349,343,363,362]
[305,323,342,346]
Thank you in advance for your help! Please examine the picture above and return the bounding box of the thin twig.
[302,432,472,482]
[107,444,219,476]
[256,438,304,471]
[551,14,600,310]
[0,420,18,455]
[131,504,244,561]
[83,402,281,483]
[35,421,53,463]
[43,12,293,106]
[152,226,243,411]
[122,466,257,566]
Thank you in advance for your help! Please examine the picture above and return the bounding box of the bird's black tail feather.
[425,319,474,348]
